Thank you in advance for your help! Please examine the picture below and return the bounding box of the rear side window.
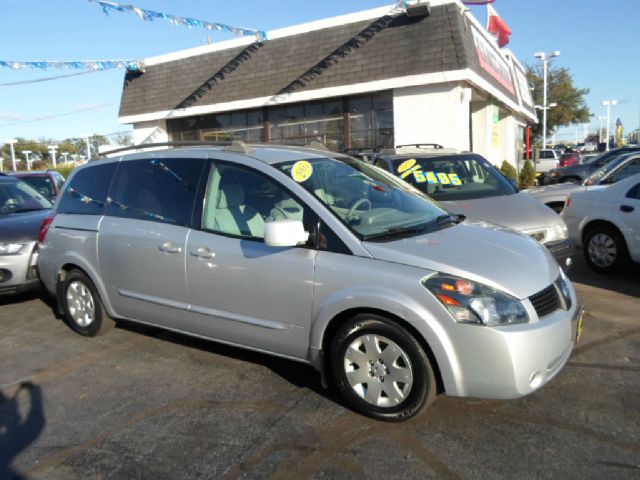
[57,163,117,215]
[106,158,205,226]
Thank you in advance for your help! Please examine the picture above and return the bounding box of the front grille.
[529,283,560,318]
[529,230,547,243]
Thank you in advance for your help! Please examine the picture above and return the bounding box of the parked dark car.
[541,146,640,185]
[0,173,52,295]
[9,170,66,202]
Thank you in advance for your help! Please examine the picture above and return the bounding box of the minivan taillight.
[38,214,56,244]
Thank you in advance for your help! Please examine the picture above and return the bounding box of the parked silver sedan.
[0,173,52,295]
[38,144,582,421]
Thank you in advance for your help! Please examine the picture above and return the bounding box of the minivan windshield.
[389,154,516,201]
[277,157,454,240]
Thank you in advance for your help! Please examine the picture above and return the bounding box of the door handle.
[620,205,634,213]
[158,241,182,254]
[190,246,216,259]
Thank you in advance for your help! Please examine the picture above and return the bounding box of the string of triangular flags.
[0,1,266,73]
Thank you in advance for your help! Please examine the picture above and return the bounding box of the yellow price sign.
[291,160,313,183]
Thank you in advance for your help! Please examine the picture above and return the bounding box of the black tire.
[61,269,114,336]
[583,225,629,274]
[329,314,436,421]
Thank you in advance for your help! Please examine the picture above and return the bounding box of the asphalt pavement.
[1,255,639,479]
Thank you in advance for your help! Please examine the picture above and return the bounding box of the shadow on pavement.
[117,320,337,402]
[0,382,46,480]
[568,253,640,298]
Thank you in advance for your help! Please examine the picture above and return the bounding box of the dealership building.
[119,0,537,166]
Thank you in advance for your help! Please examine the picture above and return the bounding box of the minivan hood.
[439,192,561,234]
[0,209,50,243]
[362,221,558,299]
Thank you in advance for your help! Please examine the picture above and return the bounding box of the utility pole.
[23,150,32,171]
[48,145,59,168]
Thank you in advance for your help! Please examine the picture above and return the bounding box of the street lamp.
[533,50,560,149]
[598,116,606,144]
[602,100,618,151]
[4,139,17,171]
[47,145,59,168]
[22,150,32,171]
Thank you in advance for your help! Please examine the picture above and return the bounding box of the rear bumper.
[546,238,576,271]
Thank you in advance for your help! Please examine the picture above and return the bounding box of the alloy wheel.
[343,334,413,407]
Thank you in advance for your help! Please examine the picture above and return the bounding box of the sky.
[1,0,639,144]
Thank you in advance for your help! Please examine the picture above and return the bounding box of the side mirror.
[264,220,310,247]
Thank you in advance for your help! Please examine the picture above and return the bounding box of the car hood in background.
[363,221,558,299]
[438,192,561,233]
[525,183,581,202]
[0,209,50,243]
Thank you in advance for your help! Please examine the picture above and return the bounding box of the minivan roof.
[99,141,349,165]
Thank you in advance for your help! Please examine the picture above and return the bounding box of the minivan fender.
[309,286,463,395]
[55,252,117,318]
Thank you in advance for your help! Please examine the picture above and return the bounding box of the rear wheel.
[329,314,436,421]
[584,226,629,274]
[61,269,114,336]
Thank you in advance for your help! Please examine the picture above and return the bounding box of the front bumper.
[0,245,40,296]
[446,302,581,399]
[545,238,576,271]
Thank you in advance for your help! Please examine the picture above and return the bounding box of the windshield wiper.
[429,213,466,226]
[362,225,427,241]
[11,207,49,213]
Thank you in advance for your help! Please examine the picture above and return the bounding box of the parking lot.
[1,256,639,480]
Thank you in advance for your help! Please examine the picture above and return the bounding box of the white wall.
[393,84,471,151]
[131,120,169,145]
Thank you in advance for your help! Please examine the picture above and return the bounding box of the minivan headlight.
[423,274,529,326]
[0,243,25,255]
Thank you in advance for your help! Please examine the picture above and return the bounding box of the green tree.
[499,160,517,180]
[526,65,591,143]
[519,159,536,189]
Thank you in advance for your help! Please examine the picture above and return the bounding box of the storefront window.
[167,91,393,151]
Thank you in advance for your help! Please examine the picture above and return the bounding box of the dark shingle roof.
[119,4,521,118]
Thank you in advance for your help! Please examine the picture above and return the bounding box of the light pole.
[598,115,606,144]
[602,99,618,151]
[23,150,32,171]
[534,50,560,149]
[48,145,59,168]
[5,139,17,171]
[85,135,92,161]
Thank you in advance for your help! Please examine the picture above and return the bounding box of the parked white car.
[561,173,640,273]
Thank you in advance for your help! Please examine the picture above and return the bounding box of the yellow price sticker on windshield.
[291,161,313,183]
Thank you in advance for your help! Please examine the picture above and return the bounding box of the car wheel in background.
[61,269,114,336]
[583,226,629,274]
[329,313,436,421]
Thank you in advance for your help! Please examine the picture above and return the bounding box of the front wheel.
[329,314,436,421]
[61,269,114,336]
[584,226,629,274]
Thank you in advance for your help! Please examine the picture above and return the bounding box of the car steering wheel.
[346,198,372,222]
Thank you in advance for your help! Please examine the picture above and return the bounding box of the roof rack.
[395,143,444,149]
[96,140,237,159]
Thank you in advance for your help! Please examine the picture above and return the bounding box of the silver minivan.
[38,143,583,421]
